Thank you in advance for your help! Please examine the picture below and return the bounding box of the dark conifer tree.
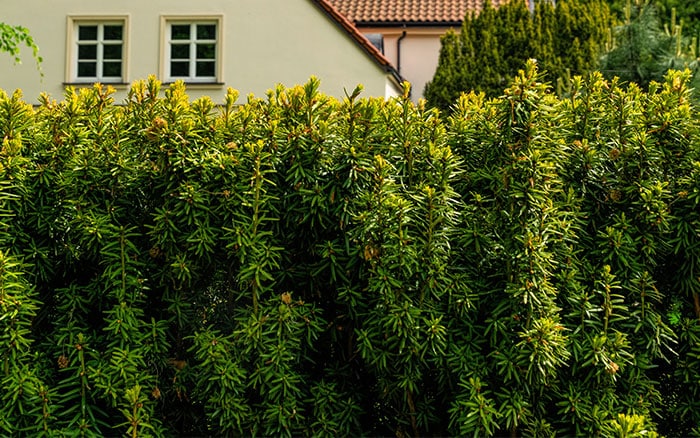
[600,0,699,91]
[425,0,614,111]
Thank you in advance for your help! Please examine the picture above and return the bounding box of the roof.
[325,0,515,25]
[312,0,404,85]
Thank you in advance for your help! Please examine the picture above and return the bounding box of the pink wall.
[361,26,456,103]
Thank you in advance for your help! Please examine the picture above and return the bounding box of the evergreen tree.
[607,0,700,40]
[657,0,700,34]
[425,0,614,111]
[600,0,699,91]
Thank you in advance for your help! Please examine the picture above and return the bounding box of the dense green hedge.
[1,62,700,437]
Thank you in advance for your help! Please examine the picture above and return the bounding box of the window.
[67,17,128,83]
[365,33,384,54]
[162,18,222,83]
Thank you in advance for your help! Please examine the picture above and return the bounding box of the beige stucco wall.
[361,26,455,103]
[1,0,400,104]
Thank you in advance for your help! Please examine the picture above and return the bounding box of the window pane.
[103,61,122,77]
[196,24,216,40]
[171,25,190,40]
[196,44,215,60]
[78,44,97,60]
[170,44,190,59]
[78,62,97,77]
[171,61,189,77]
[103,44,122,60]
[196,61,215,77]
[104,25,123,40]
[78,25,98,41]
[366,33,384,53]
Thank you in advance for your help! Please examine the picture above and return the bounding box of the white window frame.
[160,16,223,84]
[66,16,129,84]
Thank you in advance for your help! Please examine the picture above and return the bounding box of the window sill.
[62,81,226,90]
[162,82,225,89]
[63,82,130,88]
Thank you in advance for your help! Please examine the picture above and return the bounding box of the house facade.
[1,0,402,104]
[327,0,515,102]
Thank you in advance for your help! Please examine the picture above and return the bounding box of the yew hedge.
[1,62,700,437]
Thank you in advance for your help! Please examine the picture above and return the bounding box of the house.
[0,0,403,104]
[327,0,514,102]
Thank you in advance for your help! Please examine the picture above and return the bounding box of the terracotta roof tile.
[326,0,517,24]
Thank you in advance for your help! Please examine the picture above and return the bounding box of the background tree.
[606,0,700,41]
[600,0,700,92]
[424,0,614,111]
[657,0,700,39]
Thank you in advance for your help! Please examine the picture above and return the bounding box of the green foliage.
[0,23,42,72]
[424,0,614,110]
[600,0,700,92]
[0,66,699,435]
[657,0,700,41]
[606,0,700,42]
